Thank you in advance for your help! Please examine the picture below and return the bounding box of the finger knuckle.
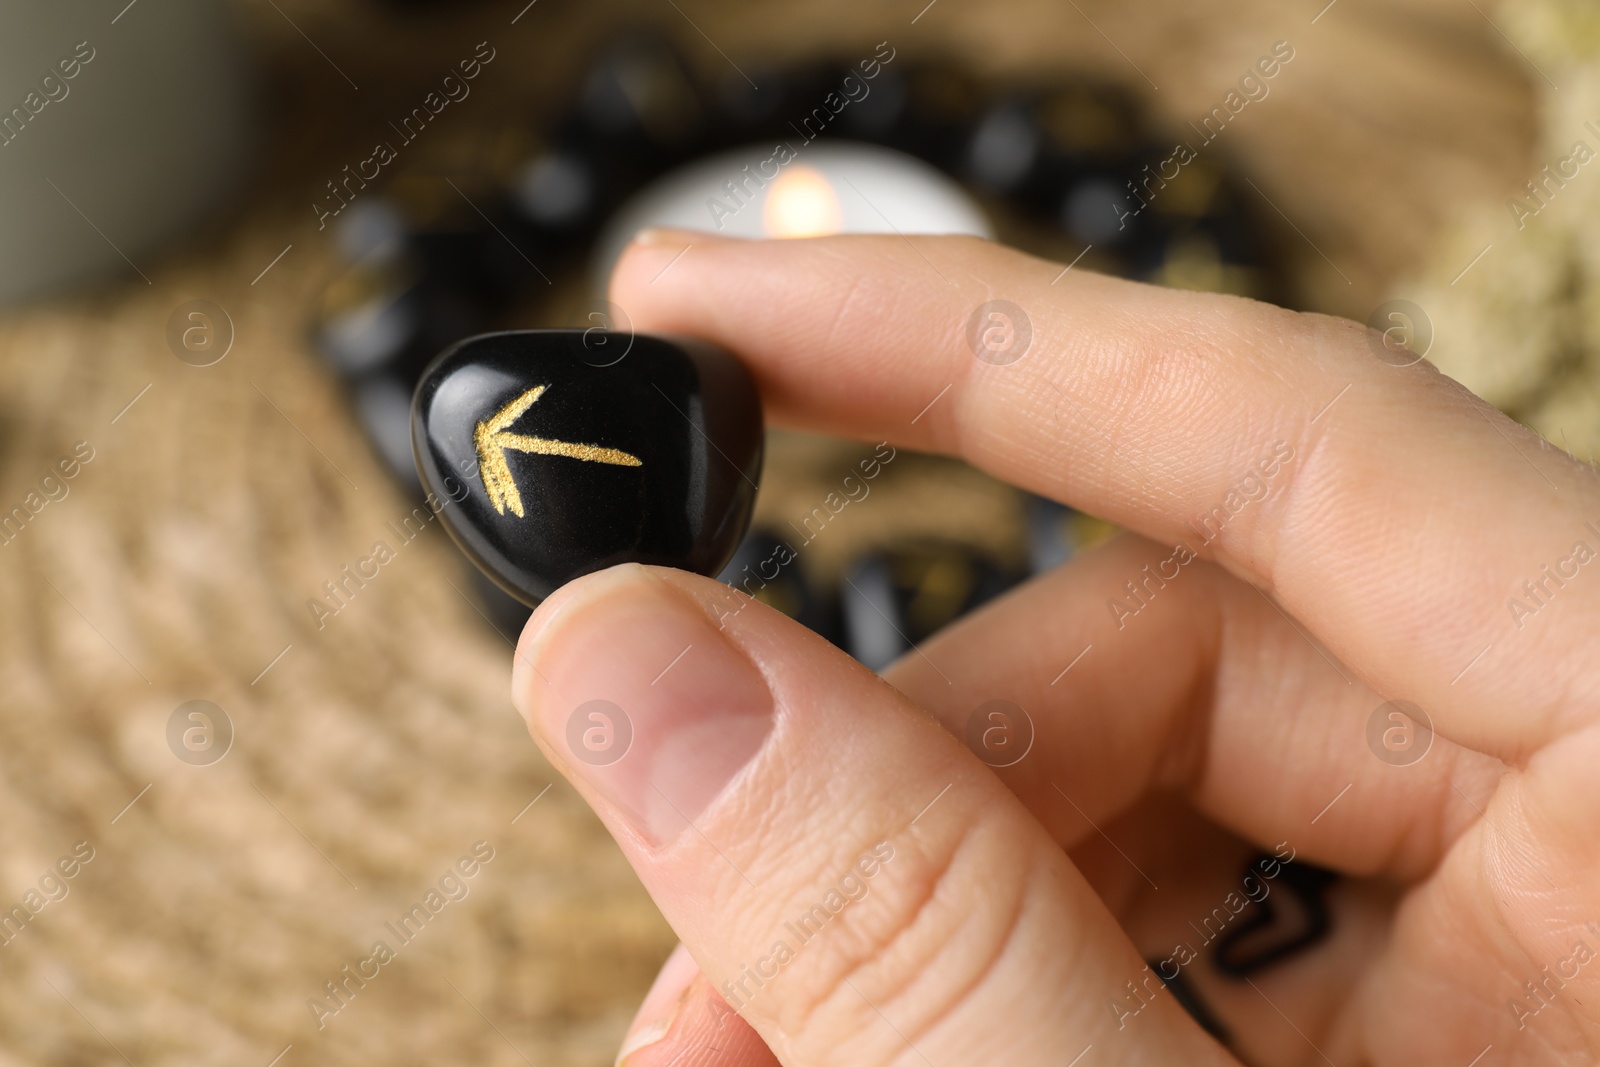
[772,809,1039,1065]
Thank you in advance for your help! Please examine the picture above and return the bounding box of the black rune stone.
[412,330,763,606]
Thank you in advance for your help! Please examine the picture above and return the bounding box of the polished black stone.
[412,330,763,607]
[840,541,1021,670]
[717,527,839,644]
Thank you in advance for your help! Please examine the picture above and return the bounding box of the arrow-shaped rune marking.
[474,385,642,517]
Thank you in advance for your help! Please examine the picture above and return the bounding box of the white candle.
[593,141,992,289]
[0,2,253,305]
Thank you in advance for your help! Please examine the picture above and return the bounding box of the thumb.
[513,564,1233,1066]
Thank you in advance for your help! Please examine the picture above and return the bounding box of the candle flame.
[763,165,843,238]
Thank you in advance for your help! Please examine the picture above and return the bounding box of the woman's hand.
[511,231,1600,1066]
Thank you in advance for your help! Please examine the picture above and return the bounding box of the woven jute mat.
[0,0,1541,1063]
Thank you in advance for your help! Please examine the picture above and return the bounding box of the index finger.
[611,230,1600,761]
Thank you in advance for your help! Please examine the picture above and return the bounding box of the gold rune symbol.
[474,385,642,517]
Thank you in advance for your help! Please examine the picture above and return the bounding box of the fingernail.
[519,565,773,848]
[616,945,699,1066]
[616,1012,675,1067]
[618,951,774,1067]
[619,981,763,1067]
[630,226,734,247]
[511,576,590,719]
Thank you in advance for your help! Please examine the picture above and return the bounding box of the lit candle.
[593,141,992,287]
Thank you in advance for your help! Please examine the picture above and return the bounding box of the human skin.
[510,231,1600,1066]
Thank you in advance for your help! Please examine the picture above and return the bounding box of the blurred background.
[0,0,1591,1062]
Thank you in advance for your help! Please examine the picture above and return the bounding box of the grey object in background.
[0,0,255,305]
